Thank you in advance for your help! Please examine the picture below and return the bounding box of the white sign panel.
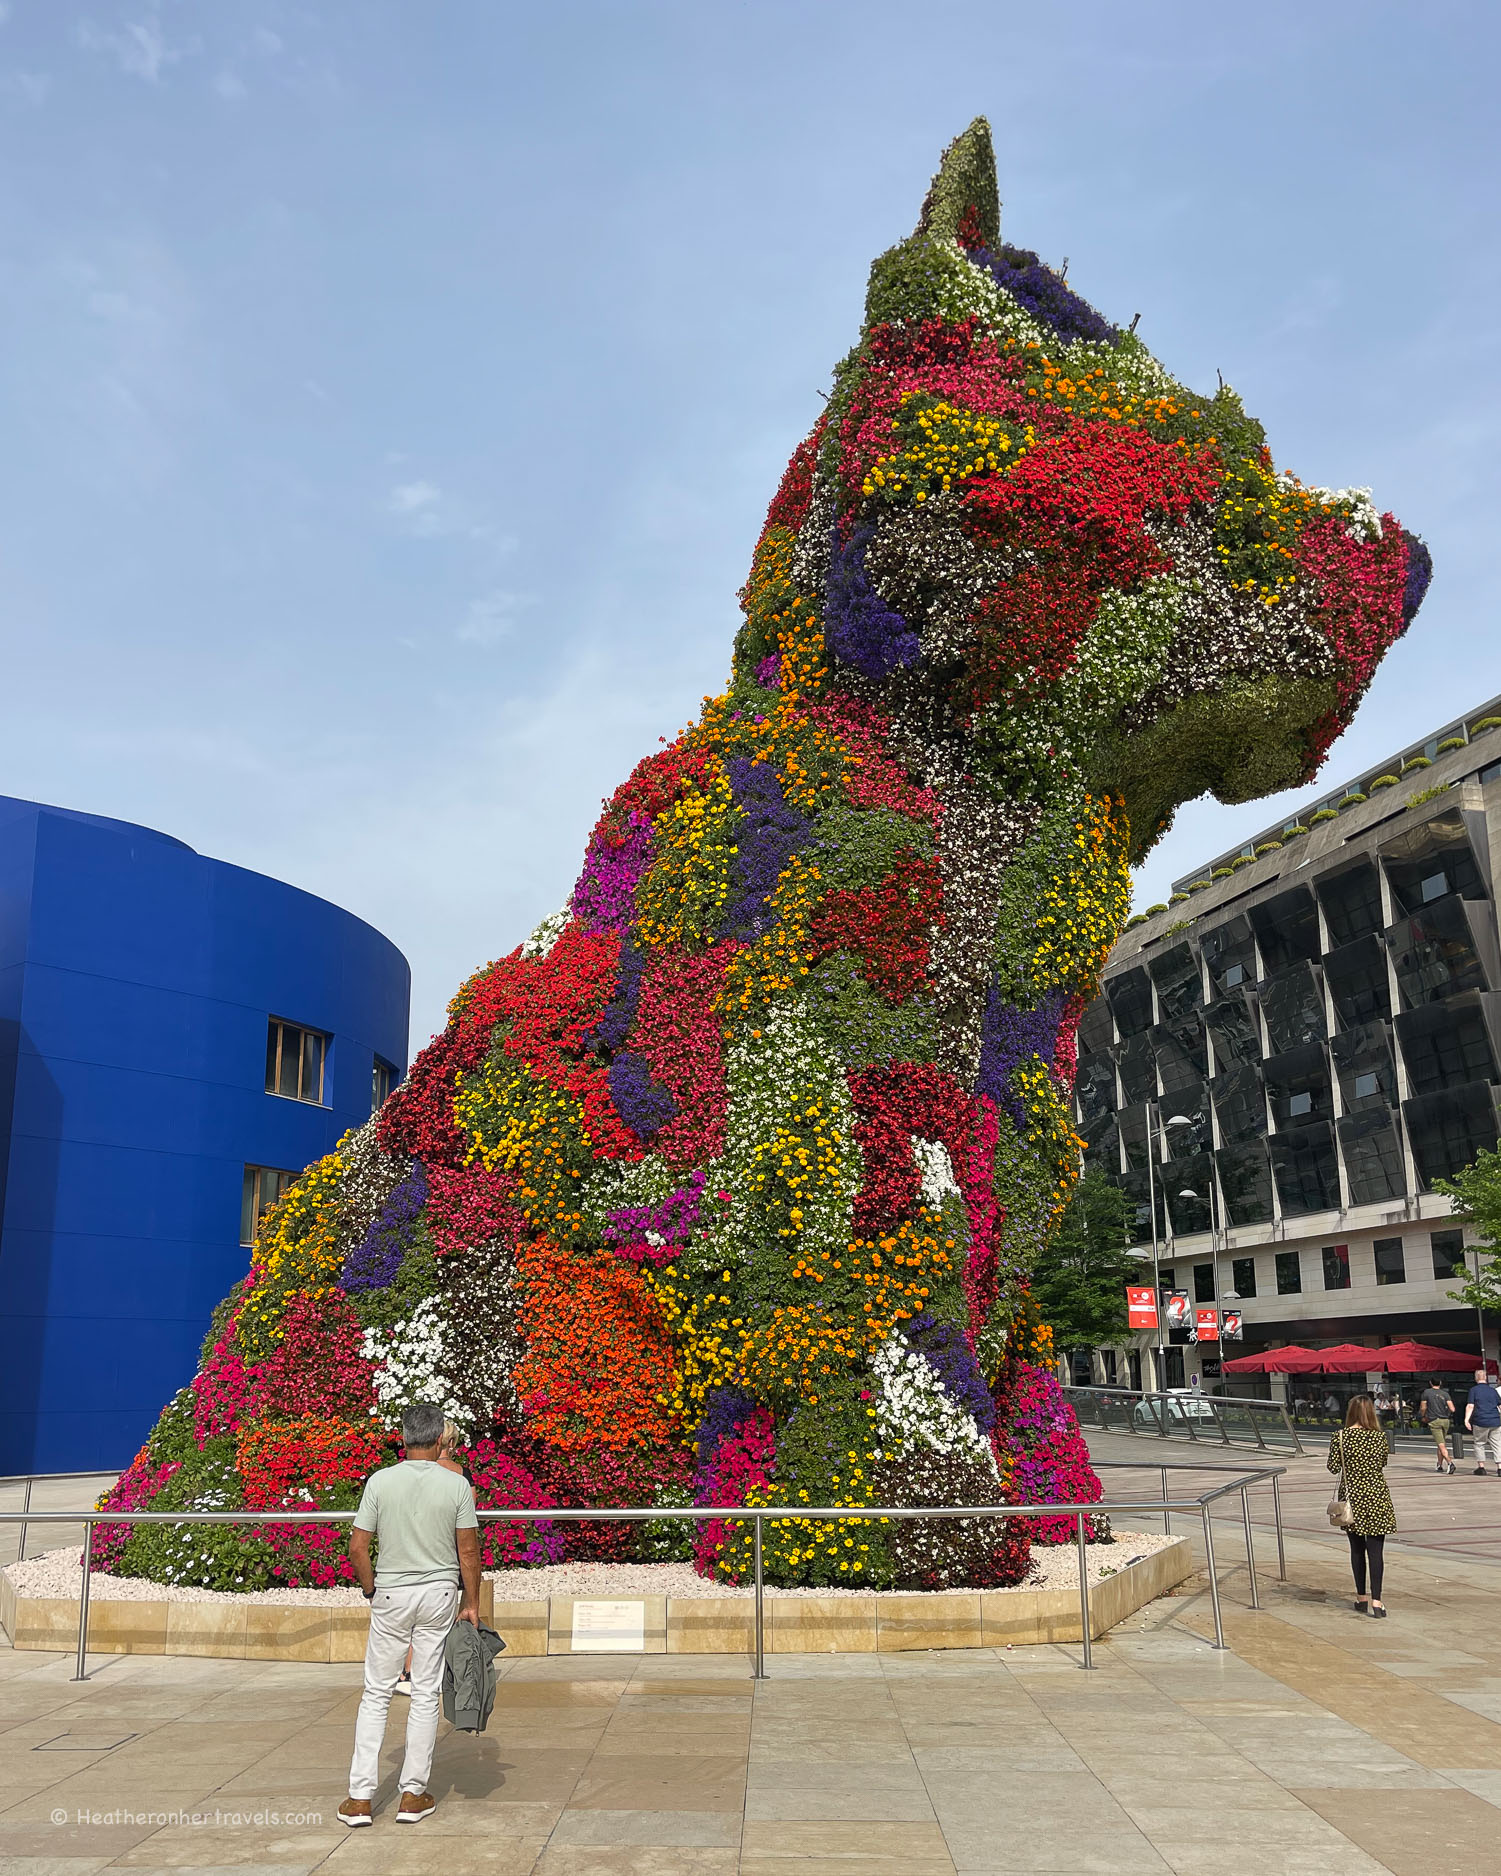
[570,1599,646,1653]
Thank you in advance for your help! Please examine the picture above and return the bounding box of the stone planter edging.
[0,1537,1192,1661]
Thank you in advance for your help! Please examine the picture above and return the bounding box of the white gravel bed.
[5,1532,1174,1607]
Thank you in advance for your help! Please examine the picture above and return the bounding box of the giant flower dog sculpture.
[99,121,1429,1594]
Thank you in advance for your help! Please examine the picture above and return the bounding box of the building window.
[1373,1237,1406,1286]
[1162,1347,1186,1389]
[1421,871,1448,904]
[1353,1071,1379,1100]
[1231,1256,1257,1298]
[1193,1263,1215,1303]
[1159,1266,1175,1289]
[1224,963,1245,988]
[1288,1090,1313,1118]
[372,1058,393,1114]
[1322,1243,1351,1290]
[241,1165,297,1245]
[1276,1250,1302,1295]
[1431,1229,1466,1280]
[266,1019,327,1104]
[1101,1349,1117,1387]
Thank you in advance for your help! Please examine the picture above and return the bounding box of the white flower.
[872,1333,996,1468]
[521,901,572,959]
[361,1297,469,1428]
[911,1137,960,1209]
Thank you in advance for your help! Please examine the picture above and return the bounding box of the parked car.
[1133,1389,1219,1429]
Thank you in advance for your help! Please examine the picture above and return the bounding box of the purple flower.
[972,244,1118,346]
[342,1161,427,1292]
[593,939,648,1053]
[825,525,921,678]
[692,1386,759,1478]
[755,654,781,688]
[977,983,1067,1126]
[608,1049,678,1140]
[573,811,654,934]
[904,1312,996,1431]
[721,758,811,941]
[605,1169,707,1266]
[1400,531,1432,630]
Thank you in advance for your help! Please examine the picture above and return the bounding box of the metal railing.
[0,1459,1284,1684]
[0,1470,118,1564]
[1066,1387,1304,1454]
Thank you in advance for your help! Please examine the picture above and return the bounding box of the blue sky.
[1,1,1496,1048]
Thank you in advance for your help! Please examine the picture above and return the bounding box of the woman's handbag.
[1327,1429,1356,1529]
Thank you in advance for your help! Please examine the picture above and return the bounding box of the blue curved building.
[0,796,410,1473]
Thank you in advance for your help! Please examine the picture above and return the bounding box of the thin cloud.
[76,8,197,84]
[457,590,536,646]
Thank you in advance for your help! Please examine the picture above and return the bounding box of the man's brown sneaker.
[397,1791,436,1824]
[337,1798,373,1828]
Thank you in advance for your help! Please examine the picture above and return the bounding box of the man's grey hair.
[402,1402,446,1450]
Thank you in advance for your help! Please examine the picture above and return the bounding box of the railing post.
[1279,1401,1304,1457]
[73,1520,94,1681]
[17,1476,32,1563]
[1240,1483,1260,1609]
[1076,1511,1093,1670]
[752,1514,766,1680]
[1200,1503,1224,1649]
[1271,1471,1287,1581]
[1160,1465,1171,1537]
[1206,1401,1231,1447]
[1146,1394,1169,1439]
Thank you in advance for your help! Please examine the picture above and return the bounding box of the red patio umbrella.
[1223,1346,1323,1374]
[1222,1344,1379,1374]
[1305,1344,1385,1374]
[1370,1341,1479,1372]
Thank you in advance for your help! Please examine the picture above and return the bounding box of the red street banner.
[1127,1286,1159,1330]
[1222,1309,1243,1341]
[1195,1307,1220,1343]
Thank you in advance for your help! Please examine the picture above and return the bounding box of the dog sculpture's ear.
[918,117,1000,249]
[865,119,1003,331]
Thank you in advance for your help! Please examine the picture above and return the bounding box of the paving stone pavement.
[1,1503,1499,1876]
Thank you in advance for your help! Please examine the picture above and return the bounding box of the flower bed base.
[1,1538,1190,1661]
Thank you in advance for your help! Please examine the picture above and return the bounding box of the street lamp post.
[1143,1103,1193,1392]
[1177,1176,1224,1384]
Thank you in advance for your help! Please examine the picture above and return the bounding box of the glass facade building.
[1078,701,1501,1389]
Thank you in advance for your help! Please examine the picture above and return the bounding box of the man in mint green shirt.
[340,1403,480,1827]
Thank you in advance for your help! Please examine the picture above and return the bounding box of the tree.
[1030,1169,1140,1354]
[1435,1151,1501,1312]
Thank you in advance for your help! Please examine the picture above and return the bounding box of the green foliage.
[811,804,935,892]
[916,116,999,247]
[1369,773,1400,791]
[1408,781,1453,807]
[1438,737,1467,753]
[801,950,939,1070]
[1309,808,1339,825]
[1471,717,1501,734]
[1103,674,1336,858]
[1401,756,1432,773]
[146,1388,200,1468]
[1434,1154,1501,1313]
[1029,1170,1139,1352]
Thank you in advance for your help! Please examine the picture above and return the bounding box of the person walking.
[339,1402,481,1828]
[1464,1368,1501,1477]
[1419,1379,1457,1474]
[394,1418,473,1697]
[1328,1394,1396,1618]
